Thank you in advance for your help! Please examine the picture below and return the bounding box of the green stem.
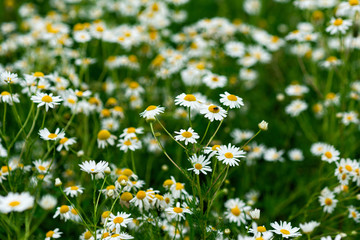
[199,121,211,145]
[131,151,137,173]
[155,118,187,150]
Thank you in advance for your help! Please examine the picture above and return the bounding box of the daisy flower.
[188,154,212,175]
[299,221,320,234]
[216,144,246,166]
[200,104,227,122]
[219,92,244,109]
[97,129,117,149]
[174,127,200,145]
[165,202,192,220]
[288,149,304,161]
[348,205,360,223]
[79,160,109,179]
[33,159,51,173]
[139,105,165,120]
[285,99,308,117]
[104,232,134,240]
[56,137,76,152]
[319,188,338,213]
[117,138,142,152]
[39,195,57,210]
[53,205,72,221]
[202,73,227,89]
[31,92,63,111]
[321,145,340,163]
[264,148,284,162]
[310,142,327,156]
[0,91,20,105]
[0,192,34,213]
[45,228,62,240]
[224,198,251,226]
[129,190,155,212]
[1,71,19,84]
[270,221,301,238]
[101,185,120,199]
[120,127,144,140]
[326,18,352,35]
[39,128,65,141]
[106,212,133,233]
[174,93,202,109]
[64,185,84,197]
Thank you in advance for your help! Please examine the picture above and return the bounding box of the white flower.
[106,212,133,233]
[97,129,117,149]
[64,185,84,197]
[321,145,340,163]
[216,143,246,166]
[56,137,77,151]
[165,202,192,220]
[117,138,142,152]
[219,92,244,109]
[39,195,57,210]
[39,128,65,141]
[258,120,268,131]
[203,73,227,89]
[270,221,301,238]
[0,192,34,213]
[249,208,260,219]
[139,105,165,120]
[264,148,284,162]
[285,100,308,117]
[288,149,304,161]
[224,198,251,226]
[45,228,62,240]
[31,92,63,111]
[1,71,18,84]
[319,188,338,213]
[200,104,227,122]
[79,160,109,178]
[188,154,212,175]
[174,127,200,145]
[174,93,202,109]
[326,18,352,35]
[299,221,320,234]
[0,91,20,105]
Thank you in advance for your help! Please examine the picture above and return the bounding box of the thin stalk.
[155,118,187,150]
[198,121,211,145]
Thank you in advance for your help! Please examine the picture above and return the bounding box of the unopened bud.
[55,178,62,187]
[224,229,231,235]
[104,167,111,174]
[258,120,268,131]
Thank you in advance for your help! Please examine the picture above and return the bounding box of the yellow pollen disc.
[117,175,129,182]
[129,55,137,62]
[175,182,184,190]
[127,127,136,133]
[9,201,20,207]
[101,109,111,117]
[146,105,157,111]
[227,94,237,101]
[59,205,69,213]
[326,92,336,99]
[121,192,133,201]
[165,198,170,204]
[163,179,174,186]
[1,91,10,96]
[352,211,357,218]
[71,208,78,215]
[98,129,111,140]
[129,82,139,89]
[38,165,46,171]
[224,152,233,158]
[84,231,92,239]
[345,165,353,171]
[46,231,55,237]
[280,229,290,235]
[231,206,241,216]
[59,137,68,144]
[324,151,332,159]
[108,56,116,62]
[173,207,183,213]
[76,91,83,97]
[67,98,76,104]
[326,56,337,63]
[333,18,343,26]
[194,163,203,170]
[90,169,95,172]
[181,131,193,138]
[212,145,220,151]
[33,72,44,77]
[256,237,264,240]
[1,166,10,172]
[155,194,164,200]
[325,198,332,206]
[70,186,79,190]
[111,234,120,238]
[211,77,219,82]
[48,133,58,139]
[349,0,359,5]
[123,169,133,176]
[113,217,124,224]
[136,190,146,200]
[208,105,220,113]
[41,95,53,103]
[257,226,266,232]
[102,211,111,218]
[106,185,116,190]
[184,94,196,101]
[37,85,45,89]
[123,140,132,146]
[102,233,110,238]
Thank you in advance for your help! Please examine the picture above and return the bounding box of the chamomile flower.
[45,228,62,240]
[200,104,227,122]
[288,149,304,161]
[0,192,34,213]
[56,137,76,151]
[33,159,51,173]
[120,127,144,139]
[0,91,20,105]
[216,143,246,166]
[319,188,338,213]
[224,198,251,226]
[106,212,133,233]
[140,105,165,120]
[188,154,212,175]
[117,137,142,152]
[97,129,117,149]
[1,71,19,84]
[219,92,244,109]
[348,205,360,222]
[31,92,63,111]
[64,185,84,197]
[79,160,109,179]
[165,202,192,220]
[129,190,154,212]
[39,128,65,141]
[321,145,340,163]
[326,18,352,35]
[53,205,72,221]
[174,127,200,145]
[39,195,57,210]
[299,221,320,234]
[174,93,201,109]
[264,148,284,162]
[202,73,227,89]
[270,221,301,238]
[311,142,327,156]
[285,99,308,117]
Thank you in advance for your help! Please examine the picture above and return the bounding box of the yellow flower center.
[121,192,133,201]
[71,208,78,215]
[194,163,203,170]
[117,175,128,182]
[59,205,69,213]
[123,140,132,146]
[48,133,58,139]
[345,165,353,171]
[129,82,139,89]
[70,186,79,190]
[136,190,146,200]
[175,182,184,190]
[1,91,10,96]
[84,231,92,239]
[227,95,237,101]
[9,201,20,207]
[231,206,241,216]
[173,207,183,213]
[33,72,44,77]
[325,198,332,206]
[38,165,46,171]
[326,56,337,63]
[59,137,68,144]
[76,91,83,97]
[102,211,111,218]
[211,76,219,82]
[324,151,332,159]
[102,233,110,238]
[67,98,76,104]
[280,229,290,235]
[163,179,174,187]
[113,217,124,224]
[184,94,196,101]
[224,152,233,158]
[326,92,336,100]
[127,127,136,133]
[98,129,111,140]
[333,18,343,26]
[111,234,120,238]
[208,105,220,113]
[181,131,193,138]
[349,0,359,6]
[146,105,157,111]
[257,226,266,232]
[122,169,133,176]
[352,211,357,218]
[212,145,220,151]
[41,95,53,103]
[106,185,116,190]
[46,231,55,237]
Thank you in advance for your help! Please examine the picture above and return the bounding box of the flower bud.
[55,178,62,187]
[258,120,268,131]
